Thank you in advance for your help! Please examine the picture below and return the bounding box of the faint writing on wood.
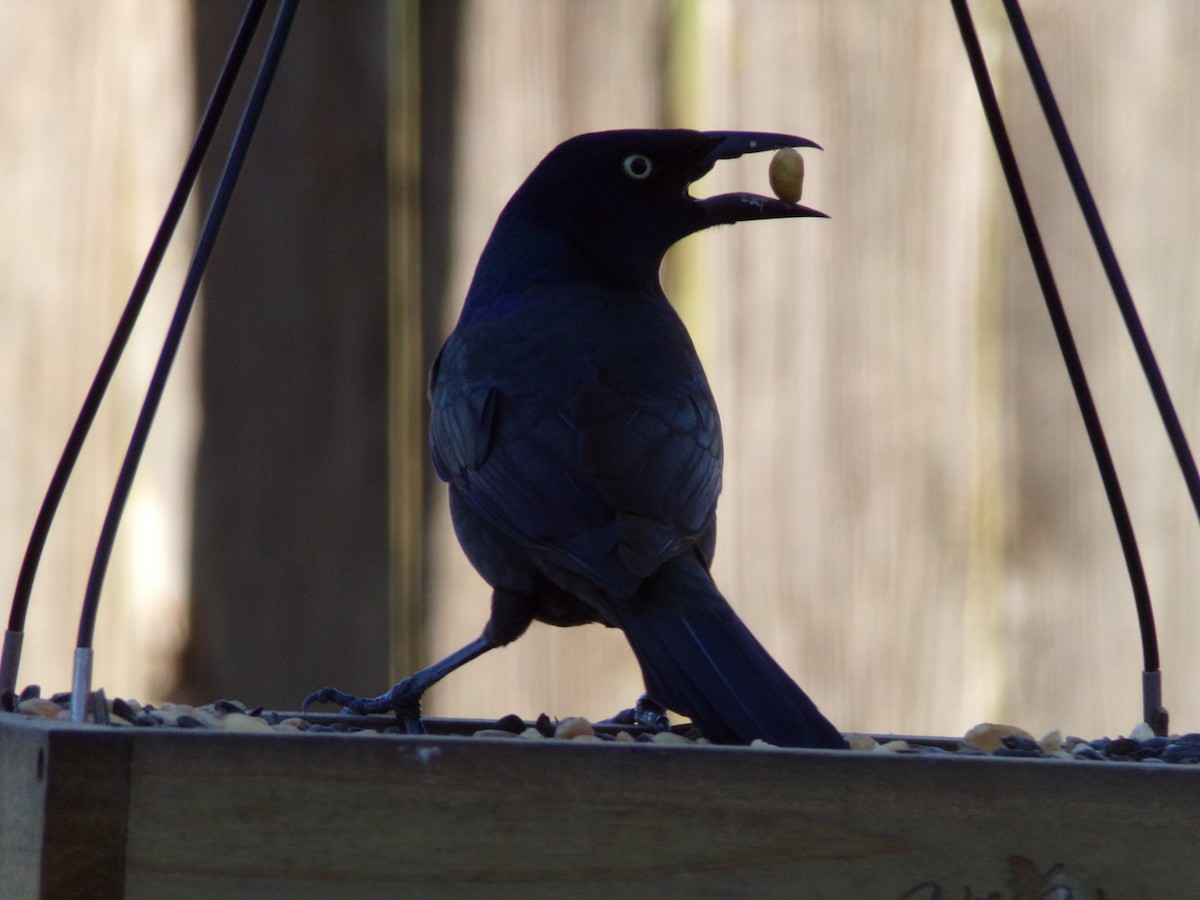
[898,855,1113,900]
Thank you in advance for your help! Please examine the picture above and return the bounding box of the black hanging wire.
[1002,0,1200,527]
[67,0,299,720]
[1002,0,1193,734]
[0,0,269,702]
[950,0,1166,733]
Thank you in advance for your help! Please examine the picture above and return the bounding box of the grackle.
[306,129,845,749]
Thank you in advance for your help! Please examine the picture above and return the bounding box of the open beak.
[693,130,827,225]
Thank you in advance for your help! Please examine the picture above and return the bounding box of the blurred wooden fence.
[2,1,1198,740]
[0,1,196,703]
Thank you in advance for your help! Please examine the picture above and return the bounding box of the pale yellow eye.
[622,154,653,180]
[768,147,804,203]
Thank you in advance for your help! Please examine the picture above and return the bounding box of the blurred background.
[2,0,1199,740]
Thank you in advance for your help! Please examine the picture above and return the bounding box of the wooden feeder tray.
[1,710,1196,897]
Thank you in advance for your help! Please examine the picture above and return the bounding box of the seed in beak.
[768,147,805,204]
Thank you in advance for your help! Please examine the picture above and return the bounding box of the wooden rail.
[2,712,1195,897]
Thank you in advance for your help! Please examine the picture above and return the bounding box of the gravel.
[4,685,1198,764]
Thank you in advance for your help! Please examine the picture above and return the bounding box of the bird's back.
[430,277,721,604]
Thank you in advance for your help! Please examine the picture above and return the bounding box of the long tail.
[609,554,845,749]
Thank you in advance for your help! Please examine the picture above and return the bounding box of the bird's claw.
[301,678,425,730]
[602,693,671,731]
[301,686,370,714]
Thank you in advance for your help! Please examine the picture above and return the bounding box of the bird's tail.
[610,554,845,749]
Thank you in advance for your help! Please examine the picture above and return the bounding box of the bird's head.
[474,128,827,294]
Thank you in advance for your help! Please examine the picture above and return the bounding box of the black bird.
[306,129,844,749]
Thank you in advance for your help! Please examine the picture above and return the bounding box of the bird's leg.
[302,634,496,734]
[601,693,671,732]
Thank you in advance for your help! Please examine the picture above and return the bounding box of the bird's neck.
[460,211,665,320]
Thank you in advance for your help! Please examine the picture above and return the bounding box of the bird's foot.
[601,693,671,731]
[301,677,426,734]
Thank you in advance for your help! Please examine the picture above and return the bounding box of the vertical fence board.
[180,2,391,708]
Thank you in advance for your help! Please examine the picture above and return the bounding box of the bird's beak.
[693,131,827,225]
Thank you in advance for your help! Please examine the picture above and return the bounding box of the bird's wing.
[429,327,721,599]
[569,376,721,575]
[430,333,634,595]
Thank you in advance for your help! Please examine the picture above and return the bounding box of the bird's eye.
[622,154,653,180]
